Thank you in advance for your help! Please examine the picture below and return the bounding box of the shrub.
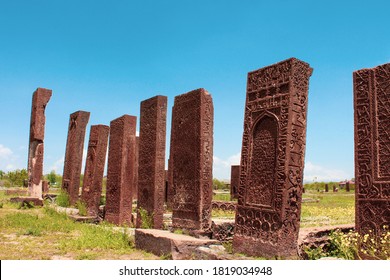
[76,201,88,216]
[304,227,390,260]
[56,190,70,207]
[138,208,153,229]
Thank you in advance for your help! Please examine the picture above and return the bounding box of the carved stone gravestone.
[42,180,49,194]
[133,136,139,200]
[354,62,390,238]
[62,111,90,205]
[230,165,240,200]
[137,95,167,229]
[170,88,214,231]
[27,88,52,198]
[166,158,174,209]
[346,181,350,192]
[325,184,329,192]
[233,58,312,258]
[105,115,136,225]
[81,125,109,216]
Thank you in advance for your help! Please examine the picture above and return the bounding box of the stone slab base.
[10,197,43,206]
[6,189,28,196]
[135,229,220,260]
[69,215,100,223]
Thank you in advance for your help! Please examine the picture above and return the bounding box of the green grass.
[0,189,358,259]
[213,192,232,201]
[212,209,235,218]
[301,190,355,227]
[55,190,70,207]
[0,191,159,260]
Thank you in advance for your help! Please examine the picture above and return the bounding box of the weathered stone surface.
[5,189,28,196]
[211,201,237,211]
[230,165,240,200]
[10,197,44,207]
[81,125,109,216]
[42,180,49,194]
[166,158,174,209]
[135,229,219,260]
[62,111,90,205]
[27,88,52,198]
[164,170,168,203]
[133,136,139,200]
[211,221,235,242]
[325,184,329,192]
[233,58,312,258]
[105,115,137,226]
[354,62,390,238]
[170,88,214,231]
[137,95,167,229]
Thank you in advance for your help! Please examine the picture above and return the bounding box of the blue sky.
[0,0,389,181]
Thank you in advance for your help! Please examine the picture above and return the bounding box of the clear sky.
[0,0,389,182]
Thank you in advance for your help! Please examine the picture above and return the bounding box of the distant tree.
[46,170,58,185]
[0,170,4,179]
[213,178,226,190]
[6,169,28,187]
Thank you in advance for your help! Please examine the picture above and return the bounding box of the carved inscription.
[170,88,214,231]
[233,58,312,258]
[81,125,109,216]
[105,115,136,225]
[247,116,277,207]
[137,96,167,229]
[354,62,390,239]
[62,111,90,205]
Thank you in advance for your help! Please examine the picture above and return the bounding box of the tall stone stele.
[27,88,52,198]
[105,115,137,225]
[62,111,90,205]
[137,95,167,229]
[230,165,240,200]
[170,88,214,231]
[80,125,110,216]
[233,58,312,258]
[354,62,390,239]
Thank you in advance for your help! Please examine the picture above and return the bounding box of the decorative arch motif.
[246,114,278,208]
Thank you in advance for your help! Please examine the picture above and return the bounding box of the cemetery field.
[300,191,355,228]
[211,190,355,227]
[0,190,354,260]
[0,191,159,260]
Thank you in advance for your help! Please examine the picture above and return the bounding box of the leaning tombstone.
[233,58,313,258]
[80,125,110,217]
[105,115,136,226]
[230,165,240,200]
[27,88,52,199]
[170,88,214,232]
[62,111,90,205]
[354,62,390,243]
[136,96,167,229]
